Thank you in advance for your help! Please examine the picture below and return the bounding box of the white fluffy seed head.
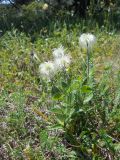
[79,33,96,50]
[52,45,65,59]
[39,61,55,79]
[54,55,71,69]
[42,3,48,10]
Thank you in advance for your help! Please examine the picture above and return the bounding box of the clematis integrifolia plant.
[79,33,96,78]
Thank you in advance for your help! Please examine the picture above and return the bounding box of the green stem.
[87,44,90,79]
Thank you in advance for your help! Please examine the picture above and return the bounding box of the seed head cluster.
[39,33,96,80]
[39,46,71,79]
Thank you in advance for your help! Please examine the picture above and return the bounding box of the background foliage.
[0,0,120,35]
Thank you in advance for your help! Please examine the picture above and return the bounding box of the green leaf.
[51,86,62,99]
[61,81,68,88]
[81,85,92,93]
[39,130,48,143]
[50,107,64,115]
[100,85,109,96]
[114,143,120,151]
[49,124,64,130]
[83,93,93,104]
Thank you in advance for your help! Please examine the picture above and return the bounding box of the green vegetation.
[0,26,120,159]
[0,1,120,160]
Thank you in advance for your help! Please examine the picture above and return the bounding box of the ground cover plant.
[0,24,120,160]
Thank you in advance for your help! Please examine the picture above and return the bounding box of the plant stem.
[87,44,90,79]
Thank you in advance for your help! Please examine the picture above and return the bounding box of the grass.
[0,25,120,160]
